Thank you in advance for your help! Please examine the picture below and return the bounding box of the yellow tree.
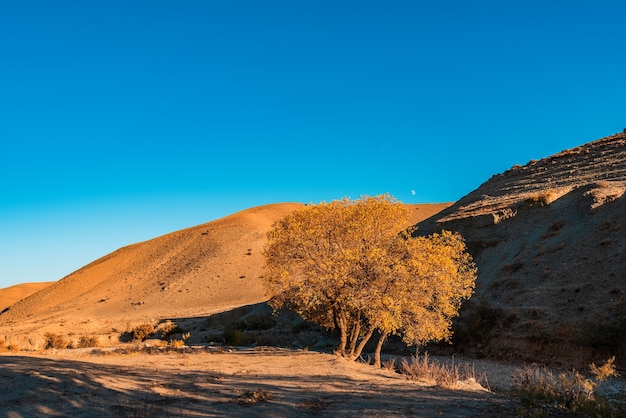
[263,195,477,366]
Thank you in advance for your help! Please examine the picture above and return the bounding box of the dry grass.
[512,358,622,416]
[77,335,100,348]
[44,332,69,349]
[399,353,485,389]
[130,323,155,341]
[236,389,272,404]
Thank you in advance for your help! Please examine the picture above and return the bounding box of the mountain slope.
[416,131,626,366]
[0,203,304,328]
[0,202,451,346]
[0,282,54,313]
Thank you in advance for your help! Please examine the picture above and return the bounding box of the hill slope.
[416,131,626,366]
[0,202,450,346]
[0,282,54,313]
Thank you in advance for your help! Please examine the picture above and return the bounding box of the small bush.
[381,358,396,371]
[159,321,187,339]
[512,359,622,416]
[590,356,620,381]
[77,335,100,348]
[237,389,272,404]
[44,332,69,349]
[399,353,482,389]
[168,332,190,348]
[526,193,551,207]
[131,323,155,341]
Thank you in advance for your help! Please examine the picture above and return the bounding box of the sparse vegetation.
[131,323,155,341]
[158,320,187,339]
[168,332,190,348]
[237,389,272,404]
[77,335,100,348]
[263,195,476,367]
[399,352,484,389]
[526,193,552,207]
[44,332,70,349]
[512,358,622,416]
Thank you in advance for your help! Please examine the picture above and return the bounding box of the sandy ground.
[0,348,520,418]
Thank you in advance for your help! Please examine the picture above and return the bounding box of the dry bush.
[77,335,100,348]
[168,332,190,348]
[526,193,552,207]
[399,353,482,389]
[44,332,69,349]
[512,359,622,416]
[131,323,155,341]
[158,320,188,339]
[382,358,396,371]
[237,389,272,404]
[590,356,619,381]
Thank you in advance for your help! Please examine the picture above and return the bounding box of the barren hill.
[0,202,450,347]
[416,131,626,367]
[0,282,53,313]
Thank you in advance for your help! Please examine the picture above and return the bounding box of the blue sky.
[1,1,625,287]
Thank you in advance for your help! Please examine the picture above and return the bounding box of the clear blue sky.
[1,1,624,288]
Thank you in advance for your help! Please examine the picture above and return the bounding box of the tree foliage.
[263,195,477,366]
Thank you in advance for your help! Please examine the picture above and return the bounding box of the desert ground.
[0,347,521,417]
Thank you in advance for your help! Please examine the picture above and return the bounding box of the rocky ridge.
[416,131,626,367]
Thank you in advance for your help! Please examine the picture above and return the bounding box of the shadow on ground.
[0,353,519,417]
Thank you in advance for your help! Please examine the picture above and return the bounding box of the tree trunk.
[347,320,361,357]
[335,312,348,356]
[373,332,388,368]
[351,327,375,360]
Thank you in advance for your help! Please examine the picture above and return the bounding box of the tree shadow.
[159,302,339,352]
[0,353,518,417]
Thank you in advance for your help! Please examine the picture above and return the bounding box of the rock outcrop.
[416,131,626,367]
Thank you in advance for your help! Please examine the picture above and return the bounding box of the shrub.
[77,335,100,348]
[168,332,190,348]
[399,352,483,389]
[512,359,622,416]
[131,323,155,341]
[526,193,551,207]
[44,332,69,349]
[237,389,272,404]
[159,321,187,339]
